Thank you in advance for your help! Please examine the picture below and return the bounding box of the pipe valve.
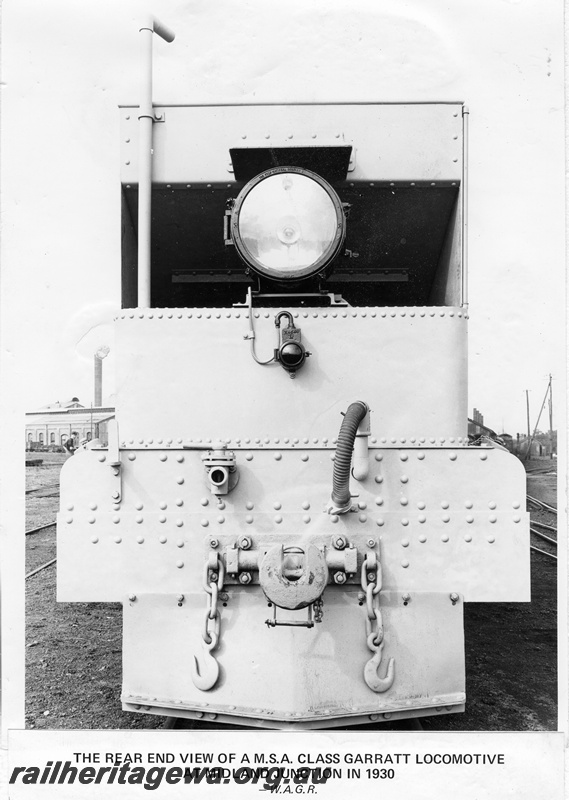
[202,442,239,496]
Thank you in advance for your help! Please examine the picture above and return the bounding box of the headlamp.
[230,167,346,281]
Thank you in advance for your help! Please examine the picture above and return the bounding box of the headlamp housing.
[229,166,346,282]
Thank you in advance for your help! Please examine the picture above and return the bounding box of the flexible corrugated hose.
[331,401,369,512]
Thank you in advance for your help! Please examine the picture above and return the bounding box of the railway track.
[26,482,60,497]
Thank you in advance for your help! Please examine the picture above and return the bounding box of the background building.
[25,398,114,450]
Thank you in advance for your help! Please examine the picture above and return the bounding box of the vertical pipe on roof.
[137,18,175,308]
[461,106,469,309]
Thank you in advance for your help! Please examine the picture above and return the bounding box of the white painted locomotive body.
[57,102,530,728]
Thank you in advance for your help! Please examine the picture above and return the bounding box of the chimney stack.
[94,346,110,407]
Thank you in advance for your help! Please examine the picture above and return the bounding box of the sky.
[1,0,565,437]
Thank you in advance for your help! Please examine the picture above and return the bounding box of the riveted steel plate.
[58,444,528,602]
[114,309,467,443]
[122,590,465,724]
[120,104,463,185]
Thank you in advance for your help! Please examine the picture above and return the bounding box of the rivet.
[513,501,521,509]
[246,452,253,461]
[464,534,472,542]
[112,515,120,524]
[176,519,184,527]
[128,453,136,461]
[201,519,209,527]
[441,501,449,509]
[301,454,309,462]
[358,502,367,510]
[449,453,457,461]
[401,539,409,547]
[246,502,254,510]
[480,453,488,460]
[429,437,436,443]
[89,502,98,511]
[359,514,367,523]
[489,515,497,523]
[201,497,209,506]
[175,498,183,506]
[374,475,383,484]
[98,454,106,462]
[376,518,384,526]
[488,501,497,509]
[114,536,122,543]
[441,534,449,542]
[91,535,98,543]
[176,561,184,569]
[274,453,282,461]
[159,501,167,510]
[136,515,143,524]
[391,437,397,443]
[487,535,495,543]
[159,535,167,543]
[401,560,409,568]
[419,534,427,543]
[331,515,339,524]
[513,515,521,523]
[400,453,408,461]
[176,476,184,484]
[400,475,408,483]
[246,515,253,524]
[303,515,311,523]
[400,497,408,506]
[466,515,474,523]
[417,501,426,510]
[67,504,74,512]
[159,453,167,461]
[159,514,166,523]
[375,497,383,506]
[465,501,473,509]
[176,455,184,463]
[417,453,425,460]
[418,514,426,523]
[274,515,283,524]
[136,536,144,544]
[273,502,282,511]
[302,501,310,510]
[442,514,450,523]
[401,518,409,526]
[87,515,96,524]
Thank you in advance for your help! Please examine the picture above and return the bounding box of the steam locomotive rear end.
[57,100,530,728]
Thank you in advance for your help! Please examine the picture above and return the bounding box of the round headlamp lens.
[232,168,345,280]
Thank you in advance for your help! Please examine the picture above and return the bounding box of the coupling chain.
[361,553,383,651]
[201,556,225,650]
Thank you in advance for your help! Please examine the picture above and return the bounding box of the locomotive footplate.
[121,588,465,728]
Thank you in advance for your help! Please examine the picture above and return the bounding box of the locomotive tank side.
[57,102,530,728]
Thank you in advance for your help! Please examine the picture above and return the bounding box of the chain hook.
[361,547,395,693]
[191,633,220,691]
[364,640,395,693]
[193,555,224,691]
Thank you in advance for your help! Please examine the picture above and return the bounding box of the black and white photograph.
[1,1,565,797]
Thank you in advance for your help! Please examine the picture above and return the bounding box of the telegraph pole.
[548,374,553,458]
[525,390,531,460]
